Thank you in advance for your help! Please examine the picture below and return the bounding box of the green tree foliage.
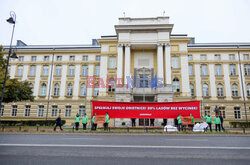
[0,46,34,103]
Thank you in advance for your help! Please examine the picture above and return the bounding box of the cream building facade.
[1,16,250,126]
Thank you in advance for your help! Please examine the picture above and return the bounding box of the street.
[0,133,250,165]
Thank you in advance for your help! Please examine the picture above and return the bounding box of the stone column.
[180,55,190,96]
[124,44,131,84]
[117,44,124,84]
[164,43,171,84]
[99,55,108,95]
[157,44,164,81]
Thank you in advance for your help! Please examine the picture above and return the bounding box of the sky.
[0,0,250,46]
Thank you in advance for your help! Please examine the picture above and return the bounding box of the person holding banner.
[177,114,183,131]
[91,113,97,130]
[75,113,80,131]
[82,113,88,131]
[104,112,109,131]
[202,114,212,132]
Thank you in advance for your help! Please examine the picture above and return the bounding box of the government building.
[1,16,250,126]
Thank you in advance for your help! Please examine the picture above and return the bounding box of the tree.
[0,46,34,103]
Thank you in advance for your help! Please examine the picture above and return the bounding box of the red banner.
[92,101,201,119]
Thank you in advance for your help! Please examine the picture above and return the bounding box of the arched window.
[190,84,194,97]
[247,84,250,97]
[217,84,224,97]
[80,84,86,96]
[202,84,209,97]
[40,83,46,96]
[108,78,115,92]
[232,84,238,97]
[94,84,99,96]
[173,78,180,92]
[54,83,60,96]
[67,83,73,96]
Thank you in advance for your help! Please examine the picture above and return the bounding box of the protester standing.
[54,115,63,131]
[75,113,80,131]
[163,119,167,126]
[91,113,97,130]
[189,113,195,131]
[214,115,221,132]
[150,119,155,126]
[131,118,136,127]
[104,112,109,131]
[202,114,212,132]
[177,113,183,131]
[219,113,225,131]
[82,113,88,130]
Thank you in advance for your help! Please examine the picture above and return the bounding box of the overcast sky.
[1,0,250,46]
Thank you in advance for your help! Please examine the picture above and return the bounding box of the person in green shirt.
[91,113,97,130]
[75,113,80,131]
[82,113,88,131]
[189,113,195,131]
[177,113,183,131]
[104,112,109,131]
[202,114,212,132]
[214,115,221,132]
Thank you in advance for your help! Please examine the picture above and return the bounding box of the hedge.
[229,122,250,128]
[0,120,66,126]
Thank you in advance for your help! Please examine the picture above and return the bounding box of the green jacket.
[92,116,96,123]
[177,116,182,124]
[82,116,88,124]
[214,117,221,124]
[75,116,80,123]
[203,115,212,124]
[191,116,194,124]
[105,114,109,123]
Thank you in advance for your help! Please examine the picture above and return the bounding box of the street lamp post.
[0,11,18,119]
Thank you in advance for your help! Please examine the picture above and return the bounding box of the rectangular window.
[201,65,208,76]
[200,55,206,60]
[83,56,88,61]
[96,55,101,61]
[17,66,23,76]
[243,54,249,60]
[31,56,37,61]
[244,65,250,76]
[234,107,241,119]
[95,65,100,76]
[229,54,235,60]
[139,75,149,88]
[30,65,36,76]
[19,56,24,62]
[188,55,193,61]
[24,105,31,117]
[109,57,116,69]
[220,107,226,119]
[57,56,62,61]
[69,56,75,61]
[38,105,44,117]
[188,65,193,76]
[215,65,222,75]
[51,105,58,117]
[68,65,75,76]
[42,65,49,76]
[11,105,17,117]
[55,66,62,76]
[65,105,71,117]
[171,57,179,68]
[44,56,49,61]
[82,65,88,76]
[79,106,85,117]
[215,54,221,60]
[0,105,4,116]
[230,64,236,76]
[204,107,210,116]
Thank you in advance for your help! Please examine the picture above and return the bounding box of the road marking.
[62,137,102,140]
[0,144,249,150]
[165,139,208,141]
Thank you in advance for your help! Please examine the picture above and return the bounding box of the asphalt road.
[0,133,250,165]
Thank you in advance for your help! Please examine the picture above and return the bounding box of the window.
[51,105,57,117]
[204,107,210,116]
[109,57,116,68]
[19,56,24,62]
[65,105,71,117]
[188,55,193,60]
[220,107,226,119]
[200,55,206,60]
[17,66,23,76]
[31,56,37,61]
[24,105,30,117]
[247,84,250,97]
[83,56,88,61]
[215,65,222,75]
[139,75,149,88]
[80,84,86,96]
[108,78,115,92]
[171,57,179,68]
[68,65,75,76]
[201,65,208,76]
[38,105,44,117]
[214,54,221,60]
[42,65,49,76]
[30,65,36,76]
[234,107,241,119]
[54,83,60,96]
[29,83,34,92]
[188,65,193,76]
[229,54,235,60]
[232,84,238,97]
[244,65,250,76]
[94,84,99,96]
[44,56,49,61]
[40,83,47,96]
[0,105,4,116]
[79,106,85,117]
[55,66,62,76]
[230,64,236,76]
[202,84,209,97]
[57,56,62,61]
[243,54,249,60]
[11,105,17,117]
[95,65,100,76]
[67,84,73,96]
[96,55,101,61]
[173,78,180,92]
[190,84,194,97]
[217,84,224,97]
[82,65,88,76]
[69,56,75,61]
